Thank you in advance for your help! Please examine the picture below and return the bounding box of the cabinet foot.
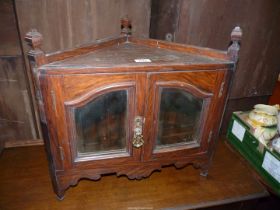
[199,163,209,177]
[56,194,65,201]
[193,161,209,177]
[55,188,65,201]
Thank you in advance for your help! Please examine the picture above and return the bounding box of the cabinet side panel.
[39,74,64,170]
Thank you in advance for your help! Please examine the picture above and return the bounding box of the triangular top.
[39,36,233,74]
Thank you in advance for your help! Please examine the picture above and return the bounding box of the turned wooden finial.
[25,29,43,50]
[24,29,46,123]
[121,16,132,36]
[25,29,46,66]
[227,26,242,63]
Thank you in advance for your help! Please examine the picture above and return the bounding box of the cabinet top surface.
[40,38,234,74]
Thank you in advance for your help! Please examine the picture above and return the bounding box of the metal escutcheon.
[132,134,144,148]
[132,116,144,148]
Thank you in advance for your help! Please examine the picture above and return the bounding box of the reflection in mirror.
[74,90,128,156]
[156,88,203,148]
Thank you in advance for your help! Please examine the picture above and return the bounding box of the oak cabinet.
[25,26,241,199]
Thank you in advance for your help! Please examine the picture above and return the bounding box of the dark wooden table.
[0,138,269,210]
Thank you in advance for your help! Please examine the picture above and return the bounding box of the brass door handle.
[132,134,144,148]
[132,116,144,148]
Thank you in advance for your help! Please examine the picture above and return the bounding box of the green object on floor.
[227,112,280,196]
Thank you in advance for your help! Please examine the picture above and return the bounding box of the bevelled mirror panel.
[74,90,128,156]
[156,88,203,148]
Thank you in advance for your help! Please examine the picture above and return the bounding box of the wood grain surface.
[0,56,38,145]
[47,43,230,68]
[15,0,151,54]
[0,139,268,209]
[150,0,280,99]
[0,0,41,146]
[0,0,21,56]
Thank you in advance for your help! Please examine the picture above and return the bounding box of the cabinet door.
[143,71,219,161]
[58,73,144,168]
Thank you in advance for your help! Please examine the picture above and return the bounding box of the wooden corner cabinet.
[25,25,242,199]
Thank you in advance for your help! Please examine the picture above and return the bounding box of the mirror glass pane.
[74,90,128,156]
[156,88,203,148]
